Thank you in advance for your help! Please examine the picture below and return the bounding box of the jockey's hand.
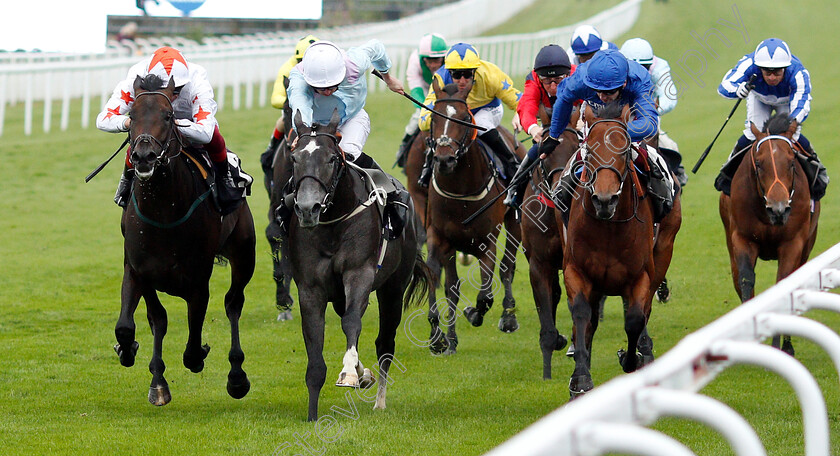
[174,118,195,129]
[736,81,752,99]
[537,136,561,159]
[511,113,522,134]
[380,72,405,95]
[528,124,544,143]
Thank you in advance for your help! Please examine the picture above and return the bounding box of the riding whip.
[462,156,543,225]
[692,73,757,174]
[85,134,130,182]
[372,70,487,132]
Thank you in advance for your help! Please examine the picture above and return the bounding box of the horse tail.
[403,252,431,311]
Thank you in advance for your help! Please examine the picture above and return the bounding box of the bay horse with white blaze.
[115,74,256,405]
[720,114,820,355]
[285,111,430,421]
[564,102,681,398]
[423,82,525,355]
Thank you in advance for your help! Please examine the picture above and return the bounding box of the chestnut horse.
[423,82,525,355]
[564,102,681,398]
[285,111,430,421]
[519,126,579,379]
[115,74,256,405]
[720,114,820,355]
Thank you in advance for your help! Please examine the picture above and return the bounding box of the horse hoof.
[554,334,568,351]
[498,311,519,333]
[429,332,449,355]
[359,368,376,389]
[566,343,575,357]
[148,385,171,406]
[569,376,593,400]
[336,371,360,388]
[656,279,671,303]
[184,344,211,373]
[114,341,139,367]
[617,349,644,373]
[276,310,293,321]
[227,374,251,399]
[463,306,484,327]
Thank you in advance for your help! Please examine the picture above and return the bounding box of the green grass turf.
[2,1,840,454]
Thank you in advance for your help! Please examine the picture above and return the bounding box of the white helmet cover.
[300,41,347,88]
[147,47,190,87]
[620,38,654,65]
[753,38,792,68]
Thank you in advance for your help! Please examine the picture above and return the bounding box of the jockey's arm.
[627,89,659,142]
[286,68,315,129]
[175,66,217,145]
[788,64,812,124]
[718,55,754,99]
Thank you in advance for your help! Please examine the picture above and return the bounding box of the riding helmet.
[570,25,604,55]
[419,33,448,58]
[583,49,629,91]
[294,34,319,62]
[753,38,792,68]
[300,41,346,88]
[445,43,481,69]
[148,47,190,87]
[534,44,572,77]
[620,38,654,65]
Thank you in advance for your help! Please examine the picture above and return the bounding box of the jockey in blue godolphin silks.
[523,49,674,221]
[715,37,827,200]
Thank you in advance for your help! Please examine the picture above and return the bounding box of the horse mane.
[764,113,791,135]
[590,100,624,120]
[138,74,167,92]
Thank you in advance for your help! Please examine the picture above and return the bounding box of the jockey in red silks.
[505,44,576,209]
[96,46,242,210]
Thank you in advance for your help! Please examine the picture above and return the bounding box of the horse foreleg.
[267,223,295,320]
[442,255,460,354]
[182,287,211,374]
[372,284,405,410]
[464,245,497,328]
[299,291,327,421]
[565,267,594,399]
[144,290,170,406]
[336,270,374,387]
[115,264,142,367]
[498,219,521,333]
[224,234,255,399]
[773,238,808,357]
[733,241,759,303]
[425,235,448,355]
[530,260,566,380]
[620,275,652,374]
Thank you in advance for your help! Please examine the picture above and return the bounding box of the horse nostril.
[609,194,619,206]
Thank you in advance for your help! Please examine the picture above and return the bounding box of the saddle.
[476,140,507,180]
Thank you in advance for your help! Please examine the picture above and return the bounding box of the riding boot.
[417,147,434,188]
[555,171,576,213]
[114,166,135,208]
[480,128,520,182]
[647,159,674,223]
[383,188,411,240]
[503,154,536,210]
[796,142,829,201]
[394,132,416,169]
[274,177,295,236]
[212,160,243,215]
[714,136,752,195]
[260,134,281,176]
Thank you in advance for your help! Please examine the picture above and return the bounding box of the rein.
[751,135,795,205]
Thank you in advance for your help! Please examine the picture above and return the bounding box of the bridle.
[131,91,183,166]
[292,130,345,211]
[751,135,796,205]
[579,118,640,223]
[426,98,479,162]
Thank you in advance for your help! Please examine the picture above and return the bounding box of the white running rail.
[0,0,642,136]
[485,241,840,456]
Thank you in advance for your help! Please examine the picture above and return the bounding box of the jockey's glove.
[537,136,562,157]
[174,118,196,128]
[735,81,752,99]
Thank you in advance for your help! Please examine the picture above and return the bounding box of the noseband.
[293,130,345,211]
[427,98,479,161]
[751,135,795,205]
[581,119,632,192]
[131,91,182,166]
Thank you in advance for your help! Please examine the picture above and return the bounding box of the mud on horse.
[115,74,256,405]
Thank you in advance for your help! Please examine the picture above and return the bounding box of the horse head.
[428,81,477,176]
[749,114,799,226]
[581,102,632,220]
[129,75,181,180]
[291,109,344,228]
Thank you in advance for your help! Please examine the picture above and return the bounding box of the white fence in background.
[485,241,840,456]
[0,0,642,136]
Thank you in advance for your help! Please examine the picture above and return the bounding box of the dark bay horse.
[423,82,525,355]
[284,111,430,421]
[564,102,681,398]
[265,88,297,320]
[115,74,256,405]
[519,126,579,379]
[720,115,820,355]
